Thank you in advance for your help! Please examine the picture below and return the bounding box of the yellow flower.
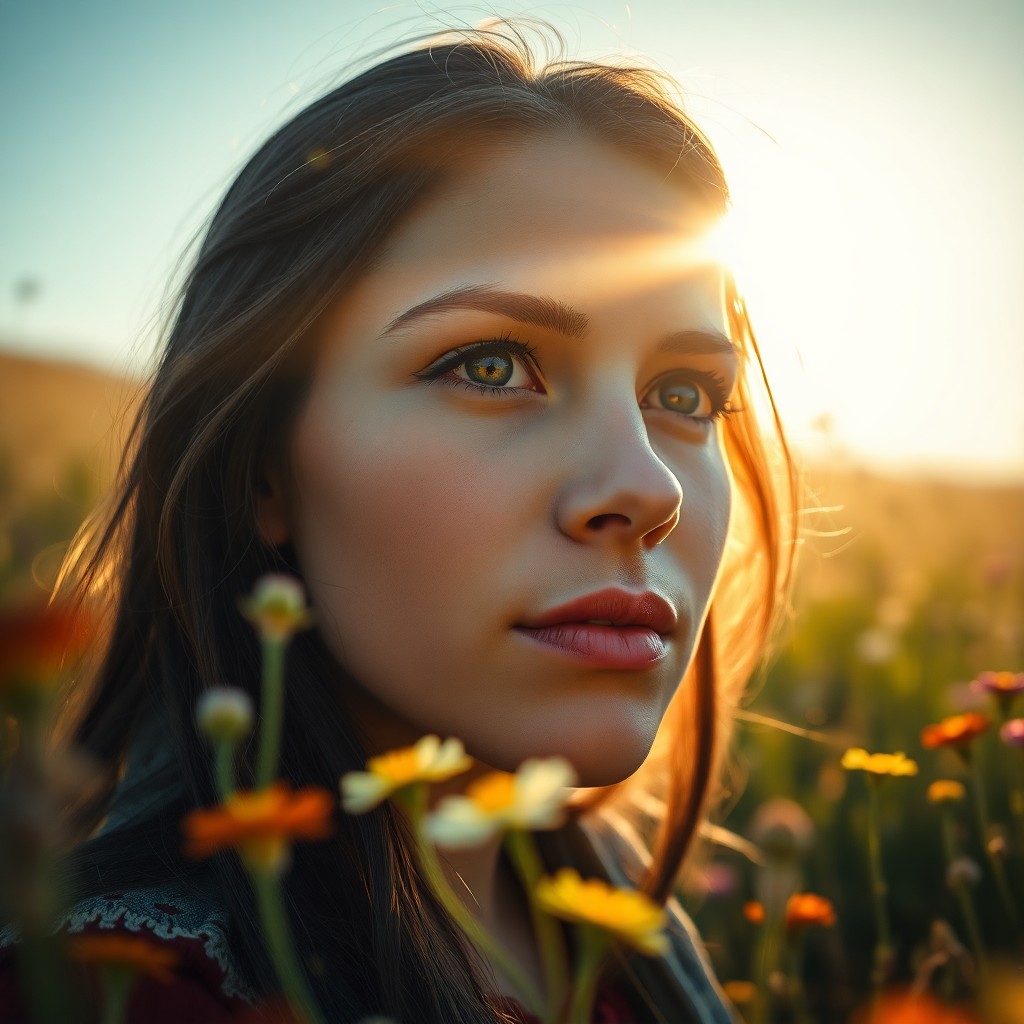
[240,574,313,642]
[927,780,966,805]
[534,869,668,956]
[340,735,472,813]
[841,748,918,777]
[422,757,577,847]
[182,781,335,873]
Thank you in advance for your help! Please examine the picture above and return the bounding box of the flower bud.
[240,574,313,642]
[945,856,981,891]
[927,780,966,805]
[196,687,254,743]
[987,825,1009,860]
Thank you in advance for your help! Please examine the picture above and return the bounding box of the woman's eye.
[417,338,542,394]
[641,371,730,421]
[455,350,534,389]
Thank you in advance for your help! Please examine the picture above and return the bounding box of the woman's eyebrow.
[381,284,589,337]
[381,283,737,356]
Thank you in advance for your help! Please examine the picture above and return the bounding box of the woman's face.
[267,131,737,785]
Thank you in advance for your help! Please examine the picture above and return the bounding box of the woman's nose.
[553,399,683,550]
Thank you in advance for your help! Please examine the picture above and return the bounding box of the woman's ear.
[256,467,291,546]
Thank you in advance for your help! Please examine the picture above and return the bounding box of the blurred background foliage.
[1,347,1022,1021]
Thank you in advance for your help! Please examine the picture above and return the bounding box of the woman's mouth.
[514,588,676,670]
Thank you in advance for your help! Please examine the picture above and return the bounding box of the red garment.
[0,922,253,1023]
[0,929,639,1024]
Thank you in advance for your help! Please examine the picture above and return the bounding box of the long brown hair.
[55,23,796,1022]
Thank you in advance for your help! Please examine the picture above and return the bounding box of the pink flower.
[1000,718,1024,748]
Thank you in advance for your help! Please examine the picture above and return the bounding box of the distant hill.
[0,349,141,507]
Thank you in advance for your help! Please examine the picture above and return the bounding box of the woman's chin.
[472,723,656,789]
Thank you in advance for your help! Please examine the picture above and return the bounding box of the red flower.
[0,602,94,695]
[920,712,990,750]
[784,893,835,932]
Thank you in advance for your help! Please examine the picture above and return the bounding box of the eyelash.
[415,335,737,421]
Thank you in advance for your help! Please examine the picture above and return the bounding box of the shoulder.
[0,881,258,1022]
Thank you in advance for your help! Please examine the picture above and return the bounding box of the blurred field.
[1,347,1022,1020]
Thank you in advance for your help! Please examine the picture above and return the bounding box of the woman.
[1,23,795,1023]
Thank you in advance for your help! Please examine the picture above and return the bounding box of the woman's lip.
[513,623,669,669]
[516,588,678,635]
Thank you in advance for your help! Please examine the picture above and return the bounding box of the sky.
[2,0,1023,481]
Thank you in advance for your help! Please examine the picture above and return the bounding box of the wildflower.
[1000,718,1024,747]
[0,601,93,695]
[748,798,815,860]
[240,575,313,643]
[927,780,966,805]
[743,901,765,925]
[784,892,836,932]
[182,781,334,873]
[196,687,254,743]
[340,735,472,813]
[972,670,1024,698]
[534,869,669,956]
[921,713,990,751]
[422,757,576,847]
[722,980,757,1006]
[857,988,979,1024]
[67,933,180,983]
[945,856,981,891]
[841,748,918,778]
[986,825,1009,860]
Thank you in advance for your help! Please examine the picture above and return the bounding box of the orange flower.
[855,988,978,1023]
[784,892,835,932]
[0,602,93,693]
[743,901,765,925]
[67,933,179,984]
[920,713,990,750]
[182,782,334,873]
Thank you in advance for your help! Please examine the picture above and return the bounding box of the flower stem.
[404,787,546,1019]
[252,868,325,1024]
[968,756,1022,938]
[99,967,135,1024]
[256,637,286,790]
[750,898,783,1024]
[504,829,570,1023]
[567,926,608,1024]
[941,813,986,979]
[214,738,236,801]
[866,780,893,991]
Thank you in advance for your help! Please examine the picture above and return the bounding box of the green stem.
[504,829,570,1024]
[786,934,810,1024]
[751,907,782,1024]
[252,869,325,1024]
[404,787,545,1019]
[969,756,1022,937]
[256,637,286,789]
[941,813,986,980]
[214,738,236,801]
[99,968,136,1024]
[567,926,608,1024]
[866,780,893,991]
[16,934,77,1024]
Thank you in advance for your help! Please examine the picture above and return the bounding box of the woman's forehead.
[376,130,721,273]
